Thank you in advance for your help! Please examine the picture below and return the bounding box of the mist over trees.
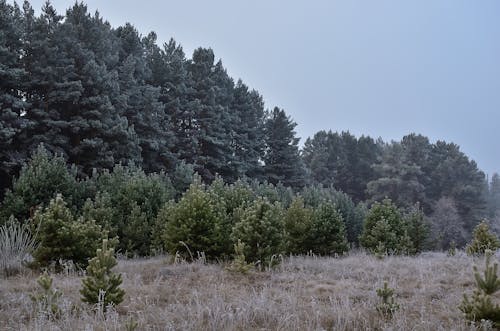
[1,1,498,254]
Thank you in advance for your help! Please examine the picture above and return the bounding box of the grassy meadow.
[0,251,490,331]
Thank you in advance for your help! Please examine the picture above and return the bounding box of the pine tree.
[30,272,62,317]
[376,282,400,318]
[360,199,413,255]
[405,203,429,254]
[115,23,176,173]
[31,194,104,269]
[283,197,314,255]
[80,239,125,309]
[231,198,284,265]
[310,202,349,255]
[187,48,235,181]
[466,221,500,256]
[230,81,265,181]
[0,0,27,197]
[158,181,231,260]
[263,107,305,190]
[460,251,500,327]
[0,145,79,224]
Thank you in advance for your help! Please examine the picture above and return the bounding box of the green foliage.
[226,239,254,274]
[376,281,400,318]
[231,198,284,265]
[466,221,500,256]
[360,199,413,255]
[32,194,105,269]
[310,202,349,255]
[80,239,125,309]
[283,197,314,255]
[302,131,380,202]
[1,145,80,223]
[263,107,306,190]
[91,165,174,256]
[30,273,62,317]
[301,185,365,244]
[404,204,429,254]
[158,182,231,260]
[460,251,500,327]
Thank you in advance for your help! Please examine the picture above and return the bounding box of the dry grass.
[0,251,493,330]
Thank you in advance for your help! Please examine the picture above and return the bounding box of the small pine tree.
[376,281,400,318]
[460,250,500,326]
[466,221,500,256]
[226,240,254,274]
[231,198,284,265]
[30,273,62,317]
[32,194,104,269]
[360,199,413,255]
[80,239,125,309]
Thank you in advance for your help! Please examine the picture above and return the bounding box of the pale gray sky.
[27,0,500,176]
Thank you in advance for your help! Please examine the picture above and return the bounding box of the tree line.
[1,1,499,251]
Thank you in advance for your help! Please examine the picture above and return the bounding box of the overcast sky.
[27,0,500,176]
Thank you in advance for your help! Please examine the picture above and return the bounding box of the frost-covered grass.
[0,221,37,277]
[0,251,488,330]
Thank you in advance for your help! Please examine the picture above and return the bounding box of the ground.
[0,251,493,330]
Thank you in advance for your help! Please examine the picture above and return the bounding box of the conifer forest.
[1,1,500,330]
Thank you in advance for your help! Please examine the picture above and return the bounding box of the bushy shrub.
[283,197,314,255]
[466,221,500,256]
[31,194,105,269]
[231,198,284,264]
[158,181,231,260]
[301,185,365,244]
[359,199,413,255]
[310,201,349,255]
[91,165,174,256]
[0,145,80,224]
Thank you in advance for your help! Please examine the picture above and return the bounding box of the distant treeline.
[1,1,500,250]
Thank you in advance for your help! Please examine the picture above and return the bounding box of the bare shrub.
[0,218,38,277]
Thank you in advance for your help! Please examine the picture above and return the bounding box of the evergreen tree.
[0,0,27,197]
[187,48,234,181]
[158,181,231,260]
[404,203,429,254]
[359,199,413,255]
[283,197,314,254]
[80,239,125,309]
[115,23,176,173]
[31,194,104,269]
[230,80,265,180]
[0,145,79,223]
[466,221,500,256]
[231,197,284,264]
[488,173,500,218]
[366,142,425,209]
[24,3,141,176]
[460,251,500,327]
[310,201,349,255]
[263,107,305,189]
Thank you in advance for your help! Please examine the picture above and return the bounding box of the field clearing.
[0,251,491,330]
